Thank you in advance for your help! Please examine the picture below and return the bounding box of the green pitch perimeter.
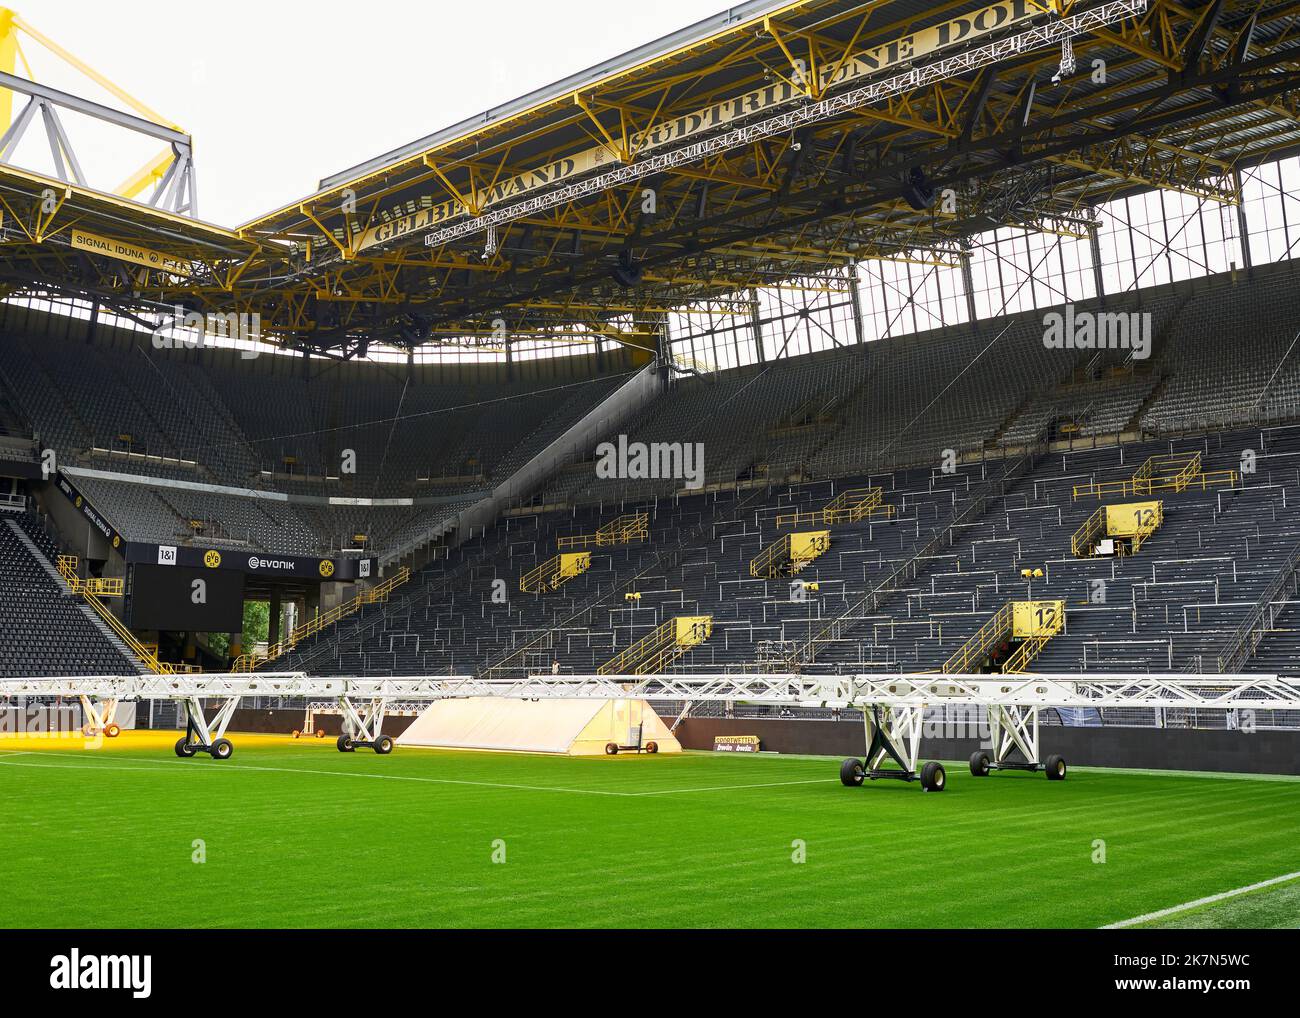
[1,737,1298,929]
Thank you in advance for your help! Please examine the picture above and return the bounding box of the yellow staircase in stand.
[598,616,713,676]
[776,488,895,527]
[58,555,174,675]
[750,531,831,579]
[556,514,650,550]
[1074,452,1236,500]
[234,565,412,671]
[941,600,1065,675]
[520,552,592,594]
[1072,501,1164,557]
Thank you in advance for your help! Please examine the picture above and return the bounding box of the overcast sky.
[13,0,721,227]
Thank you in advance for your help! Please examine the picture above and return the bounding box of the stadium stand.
[277,263,1300,685]
[0,510,141,676]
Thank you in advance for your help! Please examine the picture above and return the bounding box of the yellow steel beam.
[0,7,17,131]
[8,9,182,131]
[113,146,175,201]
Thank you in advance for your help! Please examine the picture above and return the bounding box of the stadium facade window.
[1242,155,1300,268]
[5,157,1296,374]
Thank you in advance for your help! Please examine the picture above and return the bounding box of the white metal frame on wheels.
[77,694,120,739]
[3,671,1298,788]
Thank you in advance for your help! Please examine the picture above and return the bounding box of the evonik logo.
[248,556,296,571]
[50,949,151,999]
[596,434,705,490]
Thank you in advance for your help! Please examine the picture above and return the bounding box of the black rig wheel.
[969,751,991,777]
[920,761,947,792]
[840,758,866,787]
[1045,754,1067,781]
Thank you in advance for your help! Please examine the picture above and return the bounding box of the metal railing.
[556,513,651,550]
[238,566,412,671]
[519,552,591,594]
[598,616,712,677]
[1213,536,1300,673]
[798,447,1044,665]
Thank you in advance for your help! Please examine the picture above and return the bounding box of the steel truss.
[3,669,1294,789]
[420,0,1148,252]
[0,71,197,215]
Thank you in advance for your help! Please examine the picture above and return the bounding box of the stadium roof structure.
[2,0,1300,359]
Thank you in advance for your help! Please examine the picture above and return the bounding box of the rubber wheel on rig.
[374,735,395,756]
[315,729,326,739]
[292,730,302,740]
[969,751,991,777]
[840,758,866,787]
[104,724,121,739]
[1045,754,1067,781]
[337,735,355,753]
[174,738,196,758]
[645,742,659,755]
[83,725,99,737]
[920,761,947,792]
[211,738,234,761]
[605,743,619,756]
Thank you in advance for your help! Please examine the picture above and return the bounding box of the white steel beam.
[3,669,1298,713]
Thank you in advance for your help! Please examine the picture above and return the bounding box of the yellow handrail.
[1075,450,1235,500]
[84,590,175,675]
[1071,507,1107,557]
[245,566,412,669]
[57,555,165,671]
[520,553,591,594]
[941,603,1014,674]
[556,514,650,550]
[598,616,712,676]
[777,488,895,528]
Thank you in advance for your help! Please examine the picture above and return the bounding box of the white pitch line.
[1102,870,1300,928]
[0,751,833,798]
[0,754,637,798]
[633,778,835,796]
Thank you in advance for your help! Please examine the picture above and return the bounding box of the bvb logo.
[204,550,222,569]
[112,536,121,549]
[75,496,83,509]
[318,560,336,578]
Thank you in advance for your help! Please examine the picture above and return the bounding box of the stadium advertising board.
[69,230,195,277]
[124,543,377,582]
[354,0,1040,253]
[54,472,125,551]
[714,735,762,753]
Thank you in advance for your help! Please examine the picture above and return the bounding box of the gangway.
[750,531,830,579]
[1073,452,1236,500]
[940,601,1065,675]
[776,488,894,528]
[1072,501,1163,558]
[520,552,592,593]
[556,514,650,550]
[598,616,713,676]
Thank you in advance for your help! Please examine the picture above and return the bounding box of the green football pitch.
[1,735,1298,929]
